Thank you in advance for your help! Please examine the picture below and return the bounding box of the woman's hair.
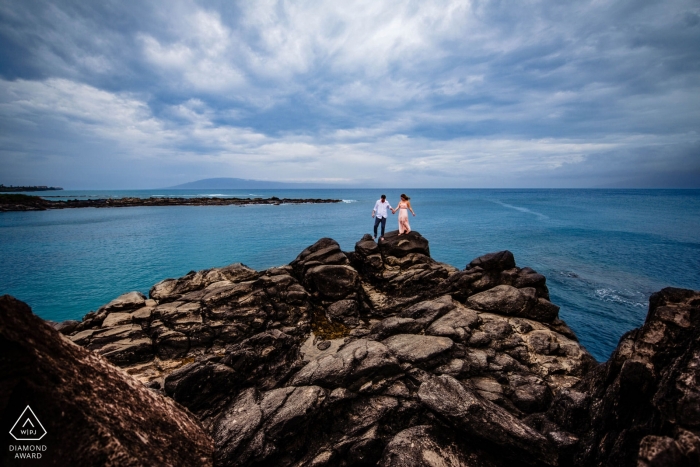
[400,193,410,200]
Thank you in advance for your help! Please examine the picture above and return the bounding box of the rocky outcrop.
[0,195,342,212]
[0,295,213,467]
[535,287,700,467]
[50,231,699,466]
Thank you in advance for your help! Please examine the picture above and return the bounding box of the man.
[371,194,393,241]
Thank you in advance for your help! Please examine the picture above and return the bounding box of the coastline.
[0,185,63,192]
[0,194,342,212]
[3,231,698,466]
[2,188,697,362]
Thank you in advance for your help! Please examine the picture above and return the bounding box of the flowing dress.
[398,201,410,234]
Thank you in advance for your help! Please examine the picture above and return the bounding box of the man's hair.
[381,194,386,199]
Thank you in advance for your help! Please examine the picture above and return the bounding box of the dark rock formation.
[537,287,700,467]
[0,295,213,467]
[0,185,62,192]
[0,195,342,212]
[49,233,699,467]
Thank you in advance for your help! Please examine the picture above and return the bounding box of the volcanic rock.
[291,339,401,389]
[0,195,343,212]
[377,230,430,258]
[418,374,557,465]
[46,232,700,467]
[382,334,454,363]
[102,291,147,312]
[379,425,503,466]
[468,250,516,271]
[541,287,700,466]
[0,295,213,467]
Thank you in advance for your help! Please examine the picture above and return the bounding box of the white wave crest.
[493,200,548,220]
[594,288,646,308]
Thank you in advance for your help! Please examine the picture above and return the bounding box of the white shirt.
[373,199,393,218]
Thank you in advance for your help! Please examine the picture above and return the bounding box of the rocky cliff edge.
[6,231,699,466]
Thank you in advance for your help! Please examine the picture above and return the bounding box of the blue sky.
[1,0,698,188]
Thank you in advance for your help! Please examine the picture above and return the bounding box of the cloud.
[0,0,698,188]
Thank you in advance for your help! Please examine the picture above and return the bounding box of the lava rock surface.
[43,231,700,466]
[0,295,213,467]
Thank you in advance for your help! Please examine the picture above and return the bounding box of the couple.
[371,194,416,241]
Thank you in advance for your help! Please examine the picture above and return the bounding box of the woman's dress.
[398,201,410,234]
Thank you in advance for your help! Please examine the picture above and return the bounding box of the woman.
[392,193,416,235]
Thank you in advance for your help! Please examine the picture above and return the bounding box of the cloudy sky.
[1,0,698,189]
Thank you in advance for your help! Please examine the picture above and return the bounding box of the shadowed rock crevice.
[49,233,699,467]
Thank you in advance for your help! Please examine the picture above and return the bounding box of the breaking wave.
[594,288,647,308]
[493,200,548,220]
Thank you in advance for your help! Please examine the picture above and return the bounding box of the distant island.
[0,184,63,192]
[167,177,345,190]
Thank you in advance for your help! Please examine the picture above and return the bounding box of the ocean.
[1,188,698,362]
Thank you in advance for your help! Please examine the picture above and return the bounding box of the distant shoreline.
[0,194,341,212]
[0,185,63,192]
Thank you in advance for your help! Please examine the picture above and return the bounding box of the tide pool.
[1,188,698,361]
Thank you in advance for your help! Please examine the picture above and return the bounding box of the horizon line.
[12,186,700,191]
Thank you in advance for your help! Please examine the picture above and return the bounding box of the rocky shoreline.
[2,231,698,466]
[0,194,342,211]
[0,185,63,192]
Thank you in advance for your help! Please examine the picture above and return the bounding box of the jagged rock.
[164,360,238,416]
[55,234,700,467]
[468,250,516,271]
[306,265,360,301]
[291,339,401,389]
[378,230,430,258]
[444,252,552,303]
[165,329,306,424]
[354,234,385,279]
[366,231,458,300]
[514,267,550,299]
[379,425,502,467]
[543,287,700,466]
[0,295,213,466]
[102,311,133,327]
[212,385,327,466]
[425,304,480,340]
[290,238,350,275]
[398,295,457,325]
[383,334,454,363]
[290,238,361,303]
[155,329,190,359]
[468,285,535,315]
[418,375,557,465]
[51,319,79,334]
[102,291,147,312]
[534,298,560,322]
[326,299,360,327]
[97,336,154,365]
[150,263,259,302]
[371,317,423,340]
[507,374,553,413]
[468,285,559,322]
[210,388,261,465]
[360,282,421,317]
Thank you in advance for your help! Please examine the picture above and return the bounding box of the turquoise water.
[1,189,699,361]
